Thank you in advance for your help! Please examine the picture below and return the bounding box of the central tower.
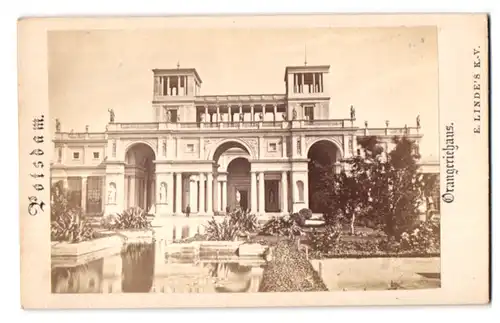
[152,67,202,123]
[284,65,330,121]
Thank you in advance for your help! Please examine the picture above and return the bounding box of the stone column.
[129,176,136,207]
[258,172,265,214]
[166,173,174,214]
[213,174,219,212]
[143,179,148,210]
[175,173,182,215]
[199,173,205,214]
[166,77,170,95]
[250,105,254,122]
[281,171,288,214]
[206,173,213,215]
[81,176,87,214]
[216,105,220,122]
[189,175,198,213]
[250,171,257,214]
[273,104,277,123]
[282,136,287,158]
[222,180,227,213]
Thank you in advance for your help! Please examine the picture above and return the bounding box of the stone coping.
[51,235,124,264]
[51,229,153,263]
[165,241,269,257]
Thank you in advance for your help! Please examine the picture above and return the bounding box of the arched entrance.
[124,143,156,212]
[307,140,341,214]
[227,158,251,211]
[211,140,252,213]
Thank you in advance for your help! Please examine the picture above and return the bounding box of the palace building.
[51,63,434,217]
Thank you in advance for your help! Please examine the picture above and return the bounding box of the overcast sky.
[48,27,439,159]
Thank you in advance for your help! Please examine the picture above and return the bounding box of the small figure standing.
[108,108,115,123]
[364,120,368,128]
[385,120,389,128]
[259,112,264,121]
[239,113,244,122]
[186,205,191,218]
[85,125,89,132]
[166,110,171,122]
[55,118,61,132]
[416,114,421,128]
[292,108,297,120]
[350,105,356,120]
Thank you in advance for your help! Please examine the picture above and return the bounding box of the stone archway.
[227,157,251,211]
[211,140,252,213]
[307,139,342,214]
[124,143,156,212]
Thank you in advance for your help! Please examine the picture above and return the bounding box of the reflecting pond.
[51,243,265,293]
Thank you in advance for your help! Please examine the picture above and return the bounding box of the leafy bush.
[51,211,96,243]
[204,209,259,241]
[306,223,343,255]
[260,214,304,239]
[50,182,96,243]
[298,208,313,220]
[105,207,152,230]
[205,216,239,241]
[228,208,259,234]
[399,220,440,254]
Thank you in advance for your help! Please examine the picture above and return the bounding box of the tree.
[316,135,426,238]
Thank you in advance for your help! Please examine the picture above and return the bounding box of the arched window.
[296,180,304,202]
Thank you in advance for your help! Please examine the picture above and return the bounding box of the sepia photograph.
[18,14,489,308]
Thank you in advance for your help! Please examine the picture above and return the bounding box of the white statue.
[107,183,116,204]
[160,182,167,203]
[236,190,241,203]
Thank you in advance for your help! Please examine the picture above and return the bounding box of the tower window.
[73,152,80,160]
[93,152,100,159]
[304,105,314,121]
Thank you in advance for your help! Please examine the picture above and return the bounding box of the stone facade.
[51,64,432,217]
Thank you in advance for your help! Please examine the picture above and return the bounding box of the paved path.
[310,257,441,291]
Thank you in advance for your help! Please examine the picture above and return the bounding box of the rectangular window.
[93,152,100,159]
[268,142,277,152]
[186,144,194,152]
[170,109,178,123]
[304,106,314,121]
[73,152,80,160]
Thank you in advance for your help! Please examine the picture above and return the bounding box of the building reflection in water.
[51,241,264,294]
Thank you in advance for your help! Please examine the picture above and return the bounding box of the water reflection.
[51,242,264,294]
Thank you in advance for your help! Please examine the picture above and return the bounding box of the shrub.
[50,182,96,243]
[228,208,259,234]
[205,216,239,241]
[399,220,440,254]
[51,211,96,243]
[105,207,152,230]
[298,208,313,220]
[204,209,259,241]
[307,223,343,255]
[260,214,304,239]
